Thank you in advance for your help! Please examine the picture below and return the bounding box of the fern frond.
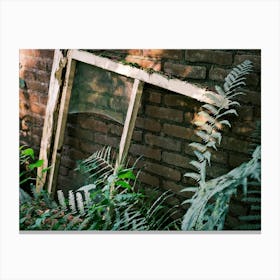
[216,108,238,119]
[184,172,201,182]
[68,190,77,214]
[57,190,67,210]
[202,104,219,115]
[196,130,210,143]
[194,150,204,162]
[189,142,207,153]
[190,160,202,171]
[217,119,231,128]
[76,192,85,215]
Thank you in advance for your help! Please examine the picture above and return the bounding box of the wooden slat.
[36,50,66,192]
[71,49,218,104]
[47,51,77,195]
[116,79,144,169]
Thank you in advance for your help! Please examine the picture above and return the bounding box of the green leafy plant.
[181,60,261,230]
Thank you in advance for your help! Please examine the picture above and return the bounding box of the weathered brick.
[25,80,49,94]
[164,94,189,107]
[206,163,230,179]
[222,136,251,154]
[184,112,194,123]
[20,49,54,59]
[148,92,161,103]
[246,73,259,88]
[162,151,188,168]
[145,162,181,181]
[20,68,51,84]
[185,50,233,65]
[231,121,255,136]
[237,105,254,121]
[143,49,183,59]
[236,90,261,106]
[69,148,86,161]
[20,56,53,72]
[64,136,80,148]
[132,130,142,142]
[129,143,161,161]
[79,118,108,133]
[228,152,250,168]
[209,67,230,82]
[234,54,261,71]
[162,180,192,198]
[67,126,94,141]
[135,117,161,132]
[109,123,123,136]
[125,56,161,71]
[164,62,206,79]
[95,133,119,148]
[138,172,160,187]
[146,105,183,122]
[30,102,45,115]
[163,123,193,139]
[80,141,100,154]
[145,134,181,152]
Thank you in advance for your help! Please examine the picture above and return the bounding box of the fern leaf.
[68,190,77,214]
[211,131,222,145]
[76,192,85,215]
[196,130,210,143]
[218,120,231,128]
[216,109,238,119]
[206,140,217,150]
[190,160,202,171]
[198,111,216,126]
[184,172,201,182]
[202,104,219,115]
[57,190,67,210]
[200,123,213,134]
[181,187,198,193]
[189,142,207,153]
[194,150,204,162]
[215,85,226,97]
[228,101,240,107]
[203,151,211,166]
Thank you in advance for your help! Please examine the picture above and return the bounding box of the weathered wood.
[47,51,77,195]
[116,79,144,170]
[36,50,67,192]
[71,49,218,104]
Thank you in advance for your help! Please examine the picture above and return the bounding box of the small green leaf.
[21,148,34,160]
[115,180,132,190]
[29,159,44,170]
[117,169,136,180]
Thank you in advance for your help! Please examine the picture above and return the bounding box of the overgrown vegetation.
[19,60,261,231]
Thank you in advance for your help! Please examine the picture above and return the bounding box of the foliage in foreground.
[20,147,179,230]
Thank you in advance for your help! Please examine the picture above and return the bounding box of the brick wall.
[19,49,261,227]
[19,49,54,156]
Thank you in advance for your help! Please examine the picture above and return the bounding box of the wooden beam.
[116,79,144,170]
[71,49,218,104]
[47,51,77,195]
[36,50,67,192]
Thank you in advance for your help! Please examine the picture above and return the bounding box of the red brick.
[164,62,206,79]
[185,50,232,65]
[237,106,254,121]
[162,152,188,168]
[143,49,182,59]
[67,127,94,141]
[69,148,87,161]
[184,112,194,123]
[234,54,261,71]
[20,56,53,72]
[20,68,51,84]
[132,130,142,142]
[148,92,161,103]
[129,143,161,161]
[246,73,259,88]
[145,162,181,181]
[64,136,80,148]
[162,180,192,198]
[164,94,189,107]
[206,163,230,179]
[209,67,230,82]
[145,134,181,152]
[231,121,255,136]
[222,136,251,154]
[163,123,193,139]
[109,123,123,136]
[135,117,161,132]
[79,118,108,133]
[25,80,49,94]
[236,90,260,106]
[20,49,54,59]
[138,172,160,187]
[80,141,100,154]
[30,102,45,115]
[125,56,161,71]
[146,105,183,122]
[228,153,250,168]
[95,133,119,148]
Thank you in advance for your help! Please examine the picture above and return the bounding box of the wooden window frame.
[36,49,219,195]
